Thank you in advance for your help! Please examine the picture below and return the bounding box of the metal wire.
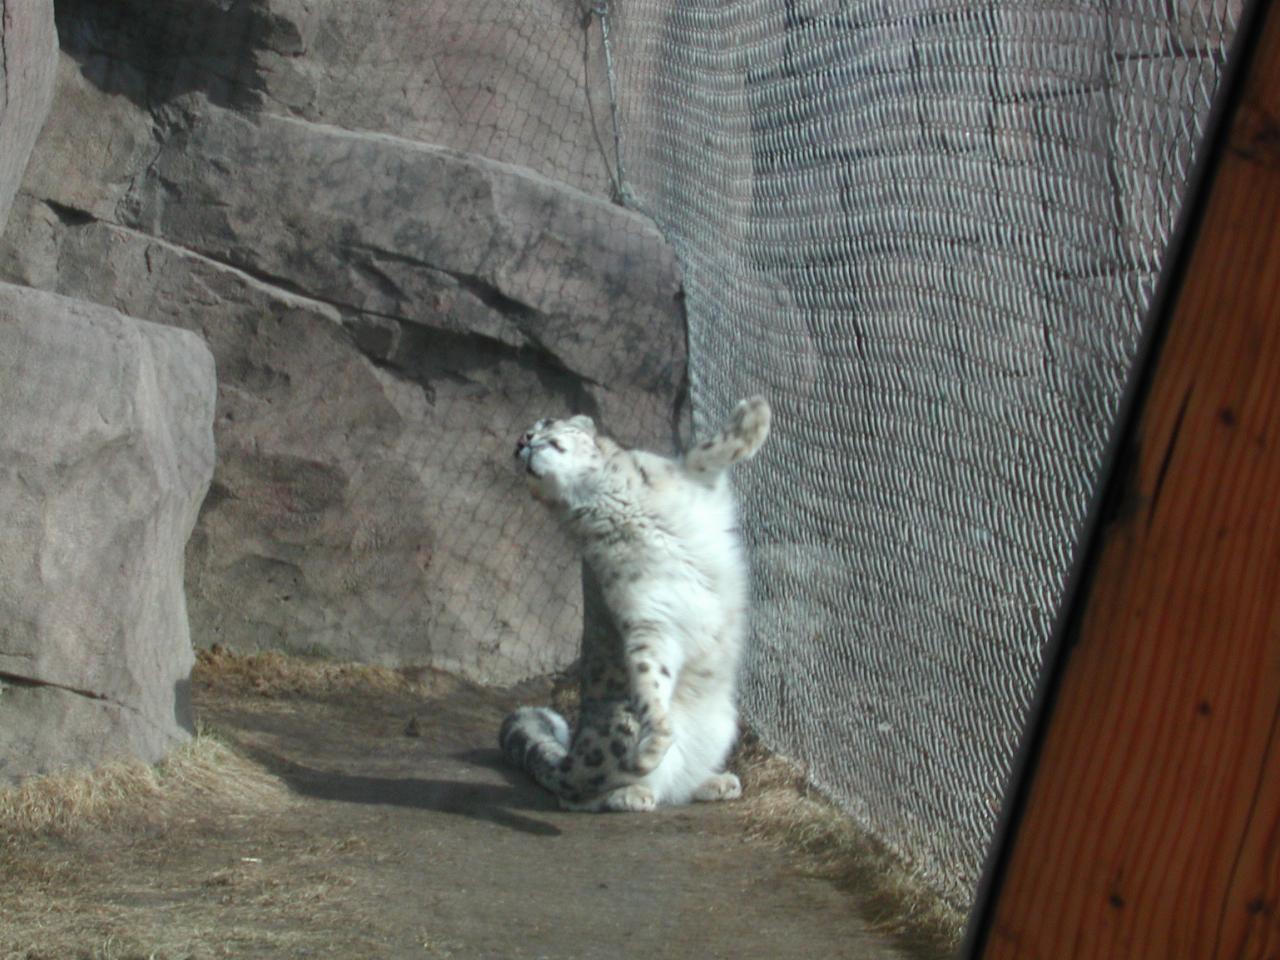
[600,0,1240,908]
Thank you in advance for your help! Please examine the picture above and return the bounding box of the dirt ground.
[1,653,948,960]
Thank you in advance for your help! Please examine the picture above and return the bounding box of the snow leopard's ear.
[565,415,596,437]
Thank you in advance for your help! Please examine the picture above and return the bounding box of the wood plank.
[979,3,1280,957]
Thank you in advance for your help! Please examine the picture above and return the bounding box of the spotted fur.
[500,397,771,811]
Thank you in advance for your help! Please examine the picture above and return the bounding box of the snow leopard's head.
[514,414,601,504]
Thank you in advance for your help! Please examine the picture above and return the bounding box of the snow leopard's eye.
[548,439,566,452]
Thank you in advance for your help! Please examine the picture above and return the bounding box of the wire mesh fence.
[597,0,1240,908]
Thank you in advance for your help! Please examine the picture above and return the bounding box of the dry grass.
[731,731,965,958]
[0,727,309,960]
[0,642,434,841]
[0,826,379,960]
[193,643,457,700]
[0,704,385,959]
[0,731,289,842]
[0,649,532,960]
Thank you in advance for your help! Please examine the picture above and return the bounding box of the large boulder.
[0,0,58,229]
[0,89,686,683]
[0,283,216,783]
[121,104,682,434]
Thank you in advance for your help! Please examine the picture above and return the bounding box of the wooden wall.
[974,1,1280,956]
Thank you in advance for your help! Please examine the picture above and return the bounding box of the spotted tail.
[499,706,572,797]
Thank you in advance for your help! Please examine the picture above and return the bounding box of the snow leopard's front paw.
[631,720,673,775]
[603,784,658,812]
[692,772,742,803]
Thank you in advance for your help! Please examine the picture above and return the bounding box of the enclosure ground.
[1,653,932,960]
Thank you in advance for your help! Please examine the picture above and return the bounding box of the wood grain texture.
[982,5,1280,958]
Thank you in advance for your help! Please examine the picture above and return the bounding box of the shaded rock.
[11,47,157,226]
[0,282,215,782]
[54,0,618,196]
[0,0,58,230]
[254,0,620,197]
[0,683,193,786]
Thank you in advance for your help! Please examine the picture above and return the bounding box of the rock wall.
[0,0,58,226]
[0,284,216,781]
[48,0,620,197]
[1,0,687,683]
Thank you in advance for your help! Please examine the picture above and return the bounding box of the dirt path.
[2,659,918,960]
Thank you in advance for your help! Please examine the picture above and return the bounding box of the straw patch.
[0,731,289,841]
[731,732,965,957]
[193,644,458,700]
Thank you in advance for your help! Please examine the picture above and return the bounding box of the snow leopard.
[499,396,771,812]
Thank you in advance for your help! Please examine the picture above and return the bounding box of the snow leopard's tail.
[499,706,573,796]
[501,705,648,807]
[683,395,771,482]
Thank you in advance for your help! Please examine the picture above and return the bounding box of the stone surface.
[11,41,157,225]
[0,0,58,231]
[120,104,683,426]
[0,64,686,683]
[0,282,216,782]
[54,0,619,197]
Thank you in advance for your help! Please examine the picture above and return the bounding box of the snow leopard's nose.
[515,433,532,457]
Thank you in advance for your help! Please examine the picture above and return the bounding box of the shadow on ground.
[264,751,564,838]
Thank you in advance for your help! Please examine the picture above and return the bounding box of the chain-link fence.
[597,0,1240,909]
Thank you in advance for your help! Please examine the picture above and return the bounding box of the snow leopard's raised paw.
[729,395,770,446]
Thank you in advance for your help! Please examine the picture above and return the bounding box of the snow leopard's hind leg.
[618,625,679,777]
[682,396,771,483]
